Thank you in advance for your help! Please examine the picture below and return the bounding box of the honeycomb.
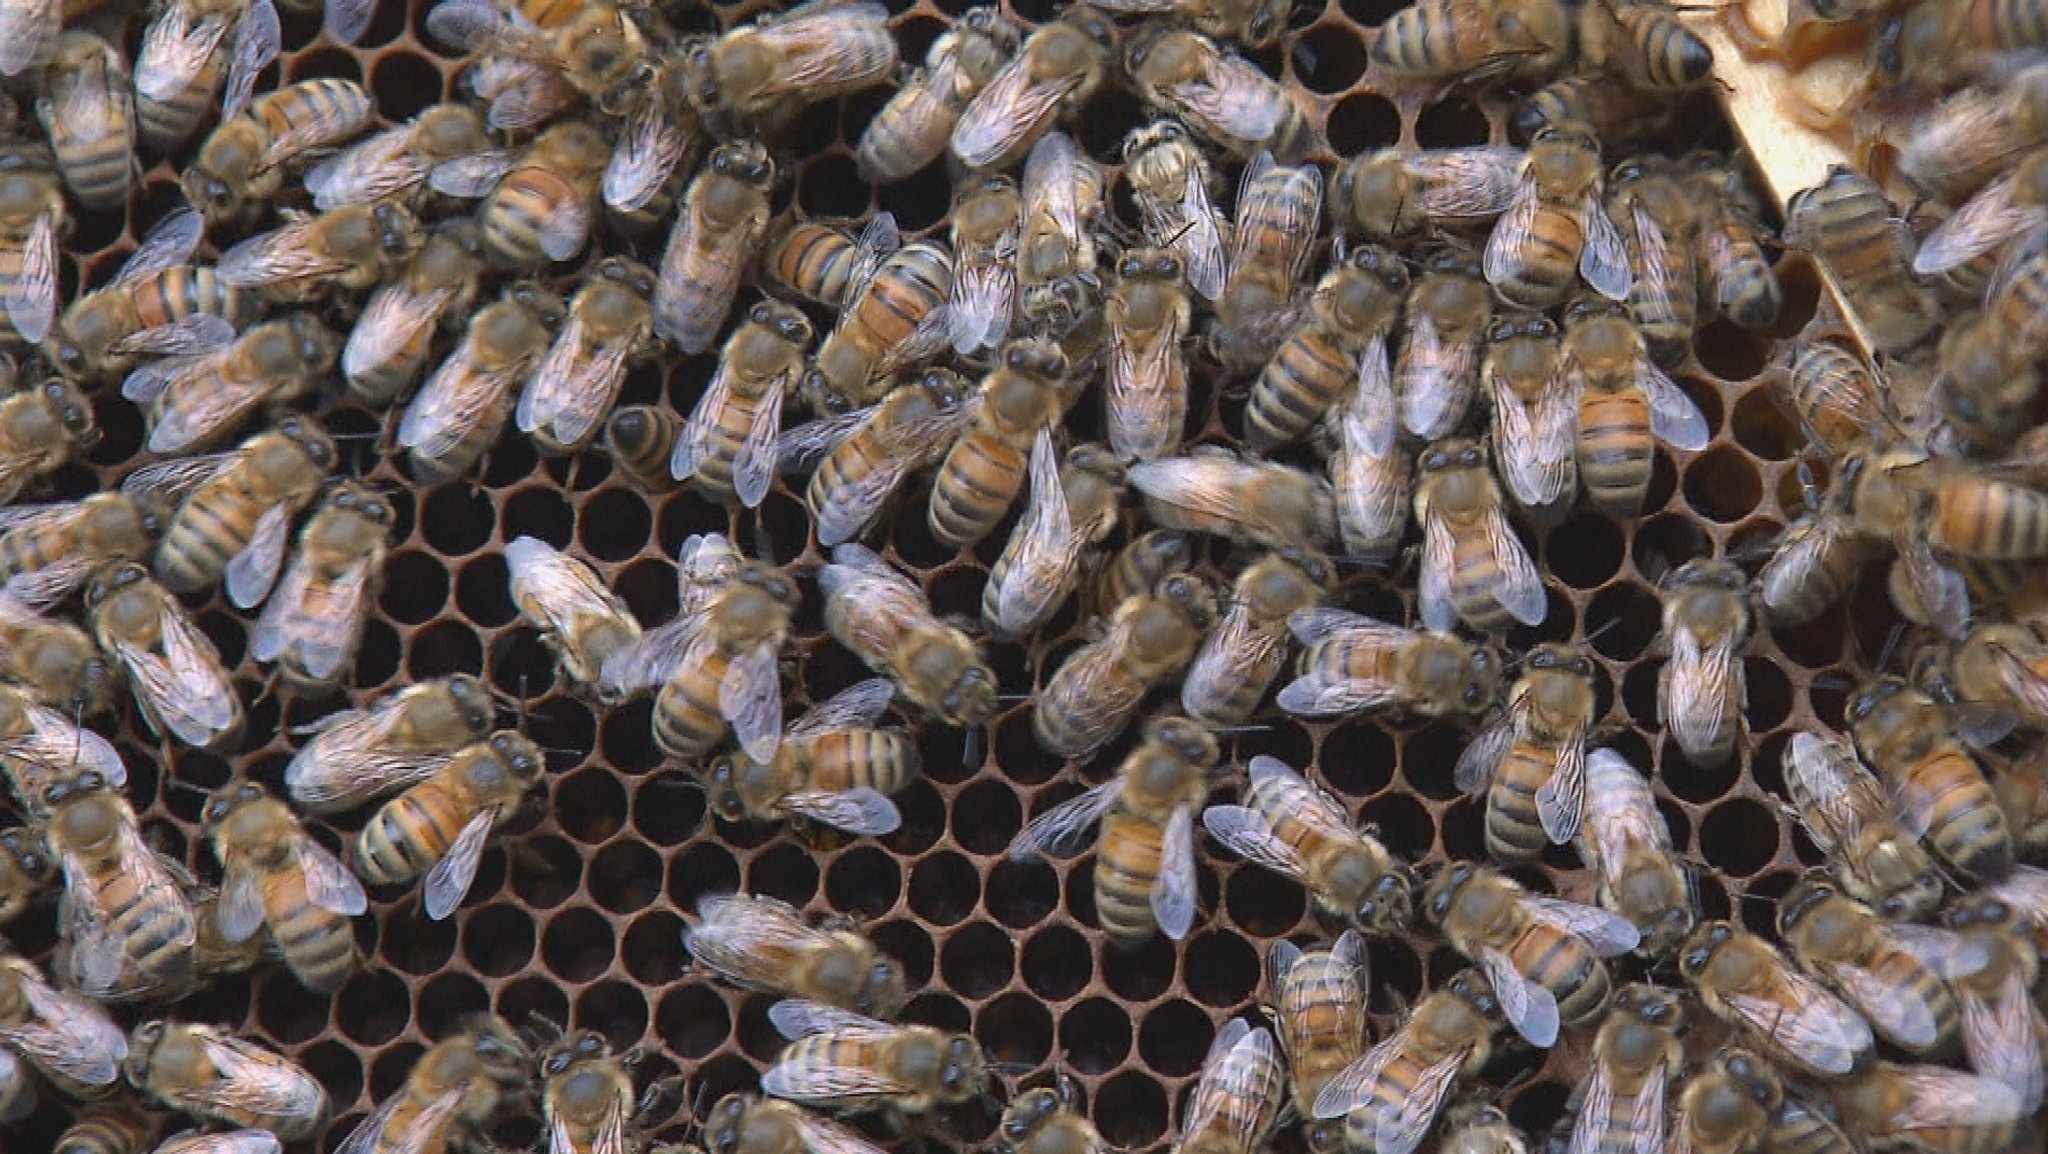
[2,0,1894,1151]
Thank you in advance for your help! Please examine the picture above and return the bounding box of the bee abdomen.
[929,438,1027,549]
[137,57,224,152]
[1913,758,2014,882]
[1484,747,1553,863]
[804,731,917,796]
[356,792,460,886]
[155,492,256,593]
[1451,531,1512,633]
[272,897,358,993]
[1094,811,1165,944]
[652,656,730,760]
[1578,393,1655,515]
[1247,332,1349,451]
[482,167,575,268]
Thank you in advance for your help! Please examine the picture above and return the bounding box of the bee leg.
[637,1074,690,1128]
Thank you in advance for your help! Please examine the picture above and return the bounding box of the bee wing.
[785,1104,893,1154]
[1483,173,1542,292]
[1638,361,1711,451]
[398,345,523,460]
[1311,1029,1403,1118]
[1961,964,2046,1112]
[1914,170,2042,274]
[1345,333,1397,456]
[719,640,784,764]
[287,831,369,917]
[123,346,221,406]
[537,196,593,263]
[951,56,1073,170]
[1759,516,1856,622]
[1011,780,1121,861]
[67,825,196,994]
[422,0,502,51]
[1371,1048,1467,1154]
[483,61,581,133]
[1025,131,1083,241]
[949,258,1016,355]
[1534,728,1587,844]
[734,377,789,509]
[1157,66,1289,144]
[344,281,458,384]
[1628,196,1686,307]
[812,405,973,549]
[1399,312,1463,440]
[1483,503,1548,626]
[747,1,894,91]
[1039,628,1145,757]
[1129,456,1246,522]
[191,1035,323,1122]
[335,1086,466,1154]
[1202,802,1307,880]
[1580,196,1633,302]
[325,0,376,44]
[147,606,236,736]
[1183,601,1285,719]
[769,1000,898,1041]
[789,678,895,737]
[783,788,903,837]
[215,858,268,943]
[1179,167,1229,302]
[3,209,56,344]
[1782,731,1878,857]
[1859,1068,2023,1129]
[428,149,518,198]
[1288,607,1407,646]
[224,502,295,611]
[1250,757,1358,845]
[113,313,239,359]
[1419,510,1458,634]
[1416,146,1527,220]
[0,0,53,77]
[1816,957,1941,1051]
[773,405,877,476]
[421,805,498,921]
[1893,538,1970,640]
[1153,804,1199,940]
[1481,947,1561,1048]
[1721,983,1872,1075]
[1491,368,1576,508]
[597,618,711,697]
[1108,307,1184,460]
[1985,639,2048,718]
[18,700,124,784]
[673,357,739,482]
[996,428,1076,635]
[1885,922,1995,982]
[135,8,234,102]
[518,317,628,443]
[1521,894,1640,956]
[218,219,349,287]
[1454,708,1517,797]
[115,208,206,286]
[605,97,691,213]
[1665,628,1738,757]
[1,968,127,1087]
[223,0,282,119]
[286,727,449,812]
[1566,1049,1621,1154]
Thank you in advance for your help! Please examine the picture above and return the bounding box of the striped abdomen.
[355,782,472,886]
[1094,807,1168,944]
[1894,748,2013,882]
[652,648,737,760]
[1933,476,2048,559]
[800,731,916,797]
[482,165,581,269]
[1491,207,1583,308]
[255,79,372,157]
[769,223,862,307]
[1372,4,1494,76]
[137,50,224,153]
[131,266,258,332]
[929,433,1028,549]
[1578,388,1654,515]
[155,486,264,593]
[264,868,357,993]
[1484,742,1556,862]
[1248,327,1349,451]
[84,864,196,988]
[1448,518,1513,632]
[688,386,770,502]
[1276,955,1366,1110]
[1505,921,1608,1026]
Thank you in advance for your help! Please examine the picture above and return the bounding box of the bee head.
[1678,920,1735,976]
[0,827,50,883]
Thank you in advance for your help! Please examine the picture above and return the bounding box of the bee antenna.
[1877,621,1908,673]
[1582,615,1623,646]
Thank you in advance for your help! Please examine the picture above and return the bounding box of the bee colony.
[5,0,2048,1151]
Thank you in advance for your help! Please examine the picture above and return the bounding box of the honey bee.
[1914,151,2048,295]
[1204,755,1416,933]
[1927,896,2046,1113]
[1332,378,1413,562]
[1034,574,1216,759]
[121,314,338,456]
[677,0,896,141]
[1576,748,1695,957]
[1308,969,1502,1154]
[999,1081,1104,1154]
[0,166,61,347]
[1333,146,1525,245]
[1102,248,1191,461]
[535,1027,685,1154]
[605,406,683,492]
[425,0,654,129]
[1174,1018,1285,1154]
[1781,730,1944,921]
[45,210,257,382]
[809,238,957,411]
[1014,715,1221,942]
[1017,131,1103,297]
[0,952,128,1099]
[944,178,1021,357]
[431,121,607,271]
[1775,878,1960,1058]
[1455,642,1595,862]
[353,731,545,921]
[1374,0,1570,84]
[1414,438,1547,634]
[1425,863,1639,1047]
[1765,1090,1859,1154]
[38,32,136,213]
[762,1000,988,1114]
[1214,153,1322,374]
[1438,1106,1526,1154]
[217,200,425,303]
[1558,985,1686,1154]
[700,678,917,838]
[126,1020,326,1138]
[84,564,241,750]
[518,258,655,454]
[1126,27,1309,162]
[929,339,1067,550]
[329,1017,530,1154]
[1669,1049,1781,1154]
[1783,167,1940,353]
[1930,316,2040,457]
[1859,450,2048,634]
[952,6,1117,172]
[1270,932,1368,1154]
[1277,610,1500,721]
[50,1102,159,1154]
[982,438,1124,638]
[1832,1061,2026,1154]
[1486,129,1633,308]
[673,301,813,507]
[503,534,642,702]
[1130,452,1337,550]
[858,7,1019,185]
[1092,529,1192,618]
[182,78,374,228]
[0,825,50,925]
[1576,0,1713,91]
[1097,0,1294,47]
[398,283,565,485]
[1606,157,1698,365]
[1247,245,1408,453]
[0,376,98,505]
[652,142,776,356]
[1481,311,1574,514]
[1562,299,1714,515]
[200,779,365,993]
[0,683,127,804]
[1398,243,1493,441]
[782,369,976,548]
[706,1094,891,1154]
[601,61,701,237]
[1775,339,1898,460]
[686,885,907,1015]
[249,481,392,690]
[33,770,198,1001]
[284,675,497,814]
[1939,620,2048,728]
[769,214,899,310]
[1656,559,1752,767]
[0,573,113,714]
[1896,62,2048,203]
[1848,675,2015,884]
[1758,464,1874,627]
[1679,920,1874,1077]
[305,102,490,212]
[1183,549,1331,728]
[133,0,282,152]
[1681,153,1783,332]
[343,221,486,408]
[129,417,333,606]
[1513,75,1672,148]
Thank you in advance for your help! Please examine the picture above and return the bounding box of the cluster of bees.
[0,0,2046,1151]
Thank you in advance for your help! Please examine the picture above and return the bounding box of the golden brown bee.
[1425,863,1639,1047]
[1126,27,1309,162]
[1941,619,2048,728]
[763,1000,987,1114]
[858,7,1019,185]
[343,221,486,408]
[676,0,896,141]
[1915,150,2048,304]
[1576,748,1694,957]
[1247,245,1406,453]
[1399,242,1492,440]
[538,1027,687,1154]
[123,314,337,456]
[431,121,607,272]
[1102,247,1192,462]
[1437,1106,1526,1154]
[398,283,565,485]
[1945,897,2048,1115]
[503,534,642,701]
[1563,298,1713,515]
[44,210,257,382]
[134,0,281,153]
[1577,0,1713,91]
[946,178,1022,357]
[673,300,813,507]
[605,405,683,492]
[769,214,899,310]
[997,1082,1104,1154]
[1205,755,1416,933]
[182,77,373,227]
[0,682,128,804]
[306,102,491,212]
[929,338,1068,550]
[652,142,775,356]
[1831,1060,2026,1154]
[686,885,907,1015]
[353,731,545,921]
[217,200,423,304]
[602,61,702,236]
[0,574,115,715]
[1512,75,1672,148]
[248,481,391,690]
[1758,463,1874,627]
[1681,152,1784,332]
[330,1017,531,1154]
[1897,61,2048,202]
[38,32,135,213]
[1679,920,1874,1077]
[819,547,995,729]
[201,779,364,993]
[0,951,128,1099]
[1783,166,1939,353]
[0,825,50,926]
[784,368,976,548]
[32,769,198,1001]
[1482,310,1574,515]
[982,439,1124,638]
[1183,548,1331,728]
[1174,1019,1285,1154]
[808,239,957,412]
[705,1093,891,1154]
[1606,156,1698,365]
[284,674,496,814]
[1334,146,1525,246]
[1097,0,1293,48]
[126,1020,326,1138]
[425,0,654,128]
[700,679,917,838]
[132,417,332,605]
[1309,969,1501,1154]
[50,1102,159,1154]
[1776,339,1898,460]
[84,564,241,750]
[1414,438,1547,634]
[1776,878,1960,1058]
[1014,715,1220,942]
[952,6,1118,172]
[518,257,655,454]
[1214,154,1322,374]
[1558,985,1686,1154]
[1270,932,1368,1154]
[1781,730,1944,921]
[1657,559,1751,767]
[1131,451,1337,550]
[1017,131,1103,296]
[1092,529,1192,618]
[0,167,61,347]
[1765,1089,1859,1154]
[1122,123,1228,306]
[1849,675,2015,883]
[0,376,97,506]
[1332,383,1414,561]
[1857,450,2048,632]
[1670,1049,1782,1154]
[1486,129,1632,308]
[1456,642,1596,862]
[1278,610,1500,721]
[1931,315,2040,457]
[1373,0,1570,84]
[1034,574,1216,760]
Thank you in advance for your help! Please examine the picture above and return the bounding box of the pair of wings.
[343,276,466,387]
[135,0,279,124]
[1182,1020,1285,1152]
[423,0,578,131]
[1660,622,1743,758]
[650,195,768,357]
[767,680,902,836]
[216,831,369,945]
[604,86,696,215]
[1390,146,1526,232]
[1140,48,1296,158]
[0,203,56,344]
[1453,694,1588,845]
[1335,374,1413,558]
[1565,1054,1669,1154]
[1130,143,1228,301]
[0,693,127,802]
[124,343,288,456]
[215,211,396,291]
[762,1000,943,1103]
[1490,345,1713,511]
[122,454,298,611]
[1127,456,1335,550]
[988,430,1086,637]
[1181,591,1290,722]
[1022,133,1097,273]
[248,552,374,682]
[396,331,528,461]
[1780,730,1918,872]
[1716,963,1874,1076]
[1484,164,1632,302]
[1035,617,1153,760]
[283,690,470,814]
[430,149,592,264]
[686,891,850,991]
[1474,898,1640,1048]
[0,961,129,1089]
[1578,749,1676,883]
[309,120,468,212]
[92,210,243,358]
[1882,923,2047,1111]
[1105,295,1190,462]
[597,610,783,765]
[951,41,1084,171]
[1203,755,1374,911]
[816,544,954,666]
[61,819,198,998]
[336,1085,469,1154]
[1309,1028,1470,1154]
[1398,308,1481,442]
[1228,154,1323,286]
[1913,164,2048,278]
[780,384,979,549]
[671,341,797,509]
[1418,482,1546,634]
[1012,776,1199,940]
[1275,610,1424,717]
[516,308,636,449]
[414,802,507,922]
[159,1033,328,1126]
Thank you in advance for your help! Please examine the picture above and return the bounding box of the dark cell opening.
[461,904,538,977]
[622,911,689,986]
[976,990,1054,1067]
[828,845,906,918]
[1225,861,1308,936]
[1546,514,1625,589]
[1184,928,1261,1006]
[1022,922,1092,1002]
[414,972,490,1039]
[1059,996,1133,1073]
[987,857,1060,929]
[657,983,733,1059]
[590,840,664,913]
[909,850,982,924]
[1684,446,1764,523]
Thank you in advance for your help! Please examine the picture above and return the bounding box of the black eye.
[750,303,770,324]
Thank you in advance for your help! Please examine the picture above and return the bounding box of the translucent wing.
[1534,730,1587,844]
[1960,966,2046,1112]
[1153,805,1198,940]
[1419,513,1458,633]
[1202,803,1305,879]
[1371,1049,1466,1154]
[1183,601,1285,720]
[1858,1068,2022,1129]
[950,56,1072,170]
[428,149,518,198]
[325,0,377,45]
[397,345,523,461]
[788,678,895,737]
[1483,175,1543,291]
[306,129,416,209]
[259,83,371,169]
[225,502,294,610]
[421,806,497,921]
[781,788,902,836]
[215,860,267,943]
[1522,895,1641,956]
[769,1000,898,1041]
[1893,539,1970,640]
[785,1103,893,1154]
[1819,958,1940,1051]
[1352,333,1397,457]
[537,196,592,262]
[949,257,1016,355]
[4,968,128,1086]
[0,0,55,78]
[1011,781,1120,860]
[335,1087,465,1154]
[1414,147,1527,220]
[1567,1054,1621,1154]
[126,345,224,411]
[517,315,631,444]
[191,1036,324,1121]
[1491,369,1575,507]
[422,0,500,49]
[113,314,237,359]
[1399,312,1474,440]
[1311,1030,1403,1118]
[1481,947,1561,1048]
[223,0,282,119]
[116,209,206,285]
[772,406,874,476]
[217,219,352,287]
[121,610,236,748]
[1580,197,1633,301]
[604,93,692,212]
[5,210,56,344]
[1914,170,2041,274]
[1666,628,1738,757]
[135,7,234,103]
[597,618,708,698]
[1454,709,1517,797]
[1179,164,1228,301]
[1721,983,1872,1075]
[719,640,783,764]
[1484,504,1547,626]
[1886,923,1994,982]
[344,281,457,384]
[733,377,787,509]
[1640,362,1711,450]
[295,835,369,916]
[671,358,737,484]
[994,429,1075,635]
